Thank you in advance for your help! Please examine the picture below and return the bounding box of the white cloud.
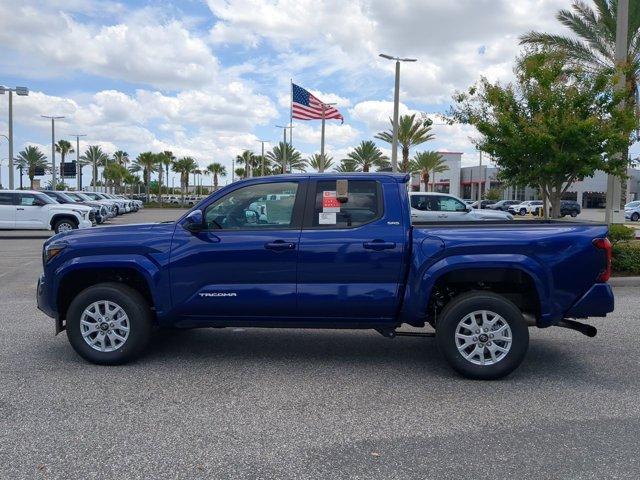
[349,100,423,132]
[0,3,219,89]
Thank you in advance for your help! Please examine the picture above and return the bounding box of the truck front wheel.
[436,291,529,380]
[66,283,153,365]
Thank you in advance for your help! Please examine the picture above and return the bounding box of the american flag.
[292,83,343,123]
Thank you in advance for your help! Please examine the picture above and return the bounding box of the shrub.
[608,224,635,245]
[612,242,640,275]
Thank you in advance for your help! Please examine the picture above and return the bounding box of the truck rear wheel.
[436,291,529,380]
[66,283,153,365]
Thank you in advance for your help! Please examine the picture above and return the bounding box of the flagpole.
[289,79,293,147]
[320,104,326,159]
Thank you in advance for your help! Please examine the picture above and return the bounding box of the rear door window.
[308,180,381,228]
[0,193,13,205]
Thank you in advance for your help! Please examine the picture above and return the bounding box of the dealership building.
[412,152,640,207]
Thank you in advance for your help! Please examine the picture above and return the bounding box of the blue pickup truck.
[37,173,614,379]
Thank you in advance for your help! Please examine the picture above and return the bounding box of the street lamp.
[69,134,86,190]
[276,125,294,173]
[379,54,417,173]
[41,115,65,189]
[0,85,29,189]
[257,139,270,177]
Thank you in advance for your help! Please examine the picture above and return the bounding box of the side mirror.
[466,206,472,212]
[183,210,204,232]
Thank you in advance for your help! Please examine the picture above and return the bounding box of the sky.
[0,0,584,189]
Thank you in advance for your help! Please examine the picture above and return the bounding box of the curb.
[609,276,640,287]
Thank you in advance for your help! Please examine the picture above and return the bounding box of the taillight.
[592,237,612,282]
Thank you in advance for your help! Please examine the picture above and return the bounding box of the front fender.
[52,255,170,318]
[400,253,556,326]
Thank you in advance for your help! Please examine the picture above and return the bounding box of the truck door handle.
[16,208,24,211]
[264,240,296,251]
[437,213,447,218]
[363,240,396,251]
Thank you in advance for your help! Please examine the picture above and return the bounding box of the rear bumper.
[565,283,614,318]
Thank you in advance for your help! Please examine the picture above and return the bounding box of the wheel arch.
[50,214,79,230]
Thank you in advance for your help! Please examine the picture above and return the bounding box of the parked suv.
[508,200,543,216]
[409,192,513,222]
[41,190,105,224]
[0,190,93,233]
[486,200,520,211]
[559,200,581,218]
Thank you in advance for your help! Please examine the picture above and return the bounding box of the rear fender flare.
[413,254,553,324]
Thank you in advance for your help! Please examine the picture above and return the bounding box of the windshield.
[625,201,640,208]
[35,193,56,205]
[55,192,76,203]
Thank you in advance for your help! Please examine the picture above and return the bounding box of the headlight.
[44,242,67,264]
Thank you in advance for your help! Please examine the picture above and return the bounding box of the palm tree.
[520,0,640,206]
[308,154,334,173]
[112,150,130,167]
[133,152,158,202]
[346,140,389,172]
[172,157,198,204]
[335,159,359,172]
[80,145,109,188]
[375,114,435,172]
[15,146,48,189]
[235,150,259,178]
[55,139,74,187]
[206,162,227,190]
[104,163,128,193]
[161,151,175,195]
[410,151,448,191]
[266,142,306,173]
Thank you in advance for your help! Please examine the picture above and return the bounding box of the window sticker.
[322,191,340,213]
[318,212,337,224]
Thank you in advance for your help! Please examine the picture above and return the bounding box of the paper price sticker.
[318,212,337,225]
[322,191,340,213]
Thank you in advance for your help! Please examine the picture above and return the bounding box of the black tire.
[436,291,529,380]
[570,211,578,218]
[66,283,153,365]
[53,218,78,234]
[519,208,527,216]
[632,212,639,222]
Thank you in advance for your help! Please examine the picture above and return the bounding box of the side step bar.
[376,329,435,338]
[557,319,597,337]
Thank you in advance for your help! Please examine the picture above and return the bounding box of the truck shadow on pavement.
[132,327,600,383]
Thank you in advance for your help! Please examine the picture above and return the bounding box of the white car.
[625,200,640,222]
[508,200,543,216]
[82,192,127,215]
[0,190,93,233]
[409,192,513,222]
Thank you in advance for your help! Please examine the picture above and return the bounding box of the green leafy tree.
[375,114,434,172]
[266,142,306,173]
[484,187,503,202]
[103,162,129,193]
[15,146,48,189]
[307,154,334,173]
[55,139,74,186]
[346,140,389,172]
[172,157,198,203]
[80,145,109,188]
[449,49,634,218]
[520,0,640,206]
[410,151,448,191]
[206,162,227,190]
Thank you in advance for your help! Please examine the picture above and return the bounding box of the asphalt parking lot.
[1,209,640,479]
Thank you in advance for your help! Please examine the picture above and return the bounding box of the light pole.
[0,86,29,189]
[69,134,86,190]
[379,54,417,173]
[0,134,8,188]
[276,125,294,173]
[41,115,65,189]
[257,140,269,176]
[605,0,628,224]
